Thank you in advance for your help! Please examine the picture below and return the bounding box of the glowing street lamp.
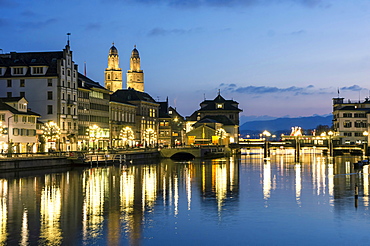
[363,131,368,156]
[42,121,61,151]
[216,128,227,145]
[87,124,101,152]
[120,127,134,147]
[144,128,157,148]
[326,130,334,157]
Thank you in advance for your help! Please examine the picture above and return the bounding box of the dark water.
[1,152,370,245]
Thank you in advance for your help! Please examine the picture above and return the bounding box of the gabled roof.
[111,89,157,104]
[78,73,108,91]
[0,51,64,77]
[199,94,242,112]
[0,99,40,116]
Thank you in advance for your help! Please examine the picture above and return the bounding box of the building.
[78,73,111,150]
[104,44,122,92]
[0,42,79,151]
[109,98,137,149]
[111,89,159,147]
[332,97,369,145]
[0,97,40,153]
[126,46,144,92]
[185,93,242,145]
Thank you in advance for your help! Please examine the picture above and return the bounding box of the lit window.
[217,103,223,109]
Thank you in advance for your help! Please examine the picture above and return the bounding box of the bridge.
[160,146,230,159]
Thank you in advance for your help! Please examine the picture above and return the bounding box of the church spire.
[127,45,144,92]
[105,43,122,92]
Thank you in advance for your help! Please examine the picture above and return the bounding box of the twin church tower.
[104,44,144,92]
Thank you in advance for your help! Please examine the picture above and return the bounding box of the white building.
[0,42,78,151]
[0,97,40,153]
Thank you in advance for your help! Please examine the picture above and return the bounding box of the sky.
[2,0,370,118]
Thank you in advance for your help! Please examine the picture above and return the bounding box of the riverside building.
[0,41,79,151]
[332,97,369,145]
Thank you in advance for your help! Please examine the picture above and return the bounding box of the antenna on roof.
[203,93,206,100]
[84,61,87,76]
[337,87,340,98]
[218,89,220,95]
[67,33,71,46]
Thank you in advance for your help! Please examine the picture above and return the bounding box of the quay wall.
[0,157,72,171]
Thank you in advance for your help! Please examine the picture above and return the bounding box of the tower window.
[217,103,223,109]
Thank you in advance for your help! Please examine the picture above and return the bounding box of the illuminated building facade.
[78,74,110,150]
[185,93,242,145]
[111,89,159,146]
[332,97,369,144]
[0,42,79,151]
[158,99,185,147]
[0,97,40,153]
[126,46,144,92]
[104,44,122,92]
[109,100,137,148]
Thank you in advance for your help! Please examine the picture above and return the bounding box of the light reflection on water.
[1,153,370,245]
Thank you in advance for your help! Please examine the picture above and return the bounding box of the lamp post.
[363,131,368,157]
[328,130,334,157]
[262,130,271,159]
[7,115,14,156]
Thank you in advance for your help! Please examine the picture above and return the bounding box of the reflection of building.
[77,74,110,150]
[185,93,242,145]
[332,97,369,144]
[0,97,40,153]
[0,41,78,151]
[104,44,122,92]
[126,46,144,92]
[110,89,159,146]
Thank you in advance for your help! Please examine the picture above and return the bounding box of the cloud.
[290,29,306,36]
[20,18,58,29]
[219,83,368,96]
[85,23,101,31]
[103,0,327,8]
[340,85,365,91]
[148,27,203,36]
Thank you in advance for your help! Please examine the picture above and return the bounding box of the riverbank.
[0,149,161,171]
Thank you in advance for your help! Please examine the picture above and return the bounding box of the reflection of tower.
[105,43,122,92]
[126,45,144,92]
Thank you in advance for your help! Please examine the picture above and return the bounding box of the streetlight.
[120,127,134,148]
[87,124,101,153]
[363,131,368,157]
[7,115,14,156]
[328,130,333,157]
[42,121,61,152]
[144,128,157,148]
[216,128,227,145]
[262,130,271,159]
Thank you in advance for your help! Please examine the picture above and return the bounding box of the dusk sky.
[2,0,370,119]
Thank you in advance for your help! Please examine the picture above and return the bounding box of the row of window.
[343,132,367,137]
[6,79,53,88]
[343,121,367,128]
[0,114,36,123]
[343,113,367,118]
[0,67,46,76]
[13,128,36,136]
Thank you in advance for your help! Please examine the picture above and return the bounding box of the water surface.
[1,153,369,245]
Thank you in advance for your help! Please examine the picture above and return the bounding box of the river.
[1,152,369,245]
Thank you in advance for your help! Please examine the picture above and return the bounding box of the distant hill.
[240,115,332,133]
